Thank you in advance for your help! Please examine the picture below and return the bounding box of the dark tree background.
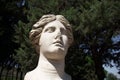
[0,0,28,63]
[0,0,120,80]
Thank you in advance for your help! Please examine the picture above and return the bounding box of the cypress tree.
[13,0,120,80]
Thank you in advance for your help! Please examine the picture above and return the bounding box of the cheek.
[39,34,53,46]
[39,34,46,46]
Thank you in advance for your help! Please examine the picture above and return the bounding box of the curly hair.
[29,14,74,53]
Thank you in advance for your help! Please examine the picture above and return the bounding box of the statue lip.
[53,41,63,46]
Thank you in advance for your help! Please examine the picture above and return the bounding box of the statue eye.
[45,27,55,33]
[61,28,67,35]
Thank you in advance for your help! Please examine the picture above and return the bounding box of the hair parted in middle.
[29,14,74,53]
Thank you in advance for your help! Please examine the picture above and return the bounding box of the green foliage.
[106,73,118,80]
[75,0,120,79]
[13,21,38,72]
[0,0,26,63]
[13,0,120,80]
[66,47,98,80]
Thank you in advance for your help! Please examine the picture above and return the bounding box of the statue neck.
[37,53,65,77]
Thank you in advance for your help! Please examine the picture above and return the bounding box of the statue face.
[39,20,69,60]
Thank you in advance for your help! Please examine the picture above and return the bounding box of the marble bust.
[24,14,73,80]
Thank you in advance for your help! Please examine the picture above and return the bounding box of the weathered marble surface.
[24,14,73,80]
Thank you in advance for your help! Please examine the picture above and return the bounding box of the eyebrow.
[44,24,67,31]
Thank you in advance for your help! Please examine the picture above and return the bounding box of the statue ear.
[35,44,40,54]
[34,44,40,53]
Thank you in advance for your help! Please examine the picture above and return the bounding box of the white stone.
[24,15,73,80]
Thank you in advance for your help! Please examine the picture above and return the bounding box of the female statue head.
[29,14,73,54]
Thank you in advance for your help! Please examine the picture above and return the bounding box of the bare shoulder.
[24,69,38,80]
[24,72,31,80]
[24,71,35,80]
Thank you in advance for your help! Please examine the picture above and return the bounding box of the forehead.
[43,20,66,29]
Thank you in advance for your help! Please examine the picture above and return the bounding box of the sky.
[104,34,120,78]
[112,34,120,44]
[103,63,120,79]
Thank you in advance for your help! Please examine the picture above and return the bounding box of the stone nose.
[55,31,62,40]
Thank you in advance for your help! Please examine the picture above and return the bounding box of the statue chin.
[43,49,66,60]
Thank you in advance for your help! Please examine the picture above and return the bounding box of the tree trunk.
[12,68,14,80]
[91,45,105,80]
[20,71,23,80]
[16,68,19,80]
[0,66,4,80]
[5,69,9,80]
[94,57,105,80]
